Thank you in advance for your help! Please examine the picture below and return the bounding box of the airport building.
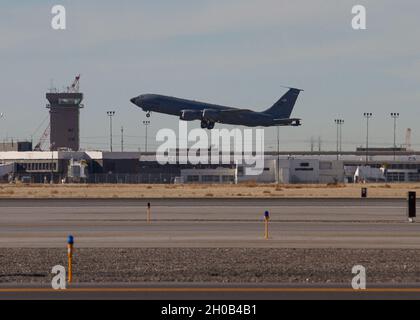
[0,141,32,152]
[179,158,344,184]
[0,151,142,183]
[2,149,420,184]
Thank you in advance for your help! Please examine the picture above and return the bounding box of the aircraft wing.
[202,108,257,123]
[219,109,257,121]
[219,109,254,114]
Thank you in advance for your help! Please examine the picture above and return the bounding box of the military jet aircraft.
[130,87,303,130]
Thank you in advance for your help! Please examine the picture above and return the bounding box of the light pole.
[363,113,373,165]
[334,119,344,160]
[390,113,399,161]
[107,111,115,151]
[121,126,124,152]
[143,120,150,153]
[0,113,4,145]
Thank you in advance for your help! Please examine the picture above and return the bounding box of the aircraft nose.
[130,97,137,104]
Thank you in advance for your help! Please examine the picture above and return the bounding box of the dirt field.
[0,182,419,198]
[1,248,420,284]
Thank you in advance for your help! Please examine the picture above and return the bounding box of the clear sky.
[0,0,419,152]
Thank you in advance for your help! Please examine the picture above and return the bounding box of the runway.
[0,198,418,248]
[2,283,420,300]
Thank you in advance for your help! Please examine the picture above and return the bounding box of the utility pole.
[107,111,115,152]
[143,120,150,153]
[121,126,124,152]
[363,113,373,165]
[405,128,412,151]
[390,113,399,161]
[318,136,321,153]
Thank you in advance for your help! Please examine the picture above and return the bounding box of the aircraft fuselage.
[130,89,302,129]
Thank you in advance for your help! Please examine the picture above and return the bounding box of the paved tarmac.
[1,283,420,300]
[0,198,418,248]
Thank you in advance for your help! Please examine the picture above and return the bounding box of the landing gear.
[200,120,215,130]
[146,111,151,118]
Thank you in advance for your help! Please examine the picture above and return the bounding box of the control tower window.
[58,98,81,105]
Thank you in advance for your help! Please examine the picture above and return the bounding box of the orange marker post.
[264,211,270,240]
[147,202,151,223]
[67,235,74,283]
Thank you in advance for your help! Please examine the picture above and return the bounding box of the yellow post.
[147,202,151,223]
[264,211,269,240]
[264,219,268,239]
[67,235,74,283]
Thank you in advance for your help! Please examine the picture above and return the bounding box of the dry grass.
[274,185,283,192]
[240,180,258,188]
[0,183,418,199]
[0,189,14,195]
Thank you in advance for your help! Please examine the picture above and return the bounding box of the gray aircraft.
[130,88,303,129]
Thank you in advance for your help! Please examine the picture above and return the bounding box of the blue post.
[67,235,74,245]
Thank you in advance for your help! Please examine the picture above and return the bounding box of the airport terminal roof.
[0,150,419,163]
[0,151,141,161]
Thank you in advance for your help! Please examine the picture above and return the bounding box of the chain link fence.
[87,173,177,184]
[2,173,179,184]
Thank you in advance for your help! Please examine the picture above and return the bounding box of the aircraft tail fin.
[264,88,303,118]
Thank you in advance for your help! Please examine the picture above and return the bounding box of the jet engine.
[180,110,202,121]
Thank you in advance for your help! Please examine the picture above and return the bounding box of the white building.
[354,166,386,183]
[180,158,346,184]
[180,167,236,184]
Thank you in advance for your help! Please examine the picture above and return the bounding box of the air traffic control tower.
[46,75,83,151]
